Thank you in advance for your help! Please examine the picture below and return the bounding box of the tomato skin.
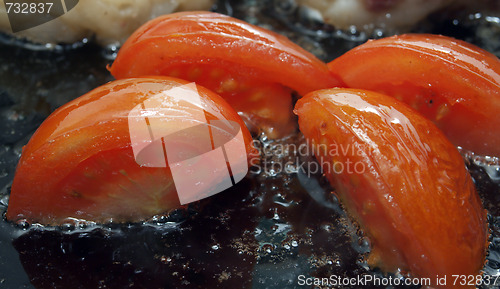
[109,11,340,136]
[110,11,337,95]
[6,77,255,225]
[328,34,500,157]
[294,88,487,288]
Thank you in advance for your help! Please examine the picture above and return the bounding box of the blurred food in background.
[0,0,215,45]
[0,1,499,289]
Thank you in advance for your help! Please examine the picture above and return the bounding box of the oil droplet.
[267,168,278,177]
[15,219,31,230]
[160,256,172,264]
[261,243,274,253]
[102,43,118,60]
[61,223,75,232]
[0,194,9,207]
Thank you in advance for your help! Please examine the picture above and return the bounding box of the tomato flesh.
[109,11,340,137]
[328,34,500,156]
[295,88,487,287]
[156,62,294,137]
[7,77,255,225]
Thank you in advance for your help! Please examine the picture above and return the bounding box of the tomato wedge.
[294,88,487,287]
[7,77,255,225]
[328,34,500,157]
[109,11,340,137]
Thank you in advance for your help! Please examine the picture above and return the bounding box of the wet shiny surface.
[0,1,500,288]
[6,77,255,225]
[295,88,488,285]
[109,11,337,96]
[327,33,500,157]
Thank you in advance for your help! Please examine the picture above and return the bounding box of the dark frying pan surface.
[1,2,500,288]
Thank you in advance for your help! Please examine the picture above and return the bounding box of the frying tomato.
[6,77,255,225]
[109,11,340,137]
[328,34,500,157]
[294,88,487,288]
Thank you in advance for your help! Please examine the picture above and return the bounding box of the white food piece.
[297,0,454,32]
[0,0,215,46]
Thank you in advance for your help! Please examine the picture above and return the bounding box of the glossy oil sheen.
[328,34,500,157]
[109,11,340,95]
[109,12,342,137]
[6,77,254,225]
[295,88,488,288]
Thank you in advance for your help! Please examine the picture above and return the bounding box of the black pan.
[0,1,499,288]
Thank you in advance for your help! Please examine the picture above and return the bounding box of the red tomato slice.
[109,11,340,137]
[328,34,500,157]
[294,88,487,287]
[6,77,255,225]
